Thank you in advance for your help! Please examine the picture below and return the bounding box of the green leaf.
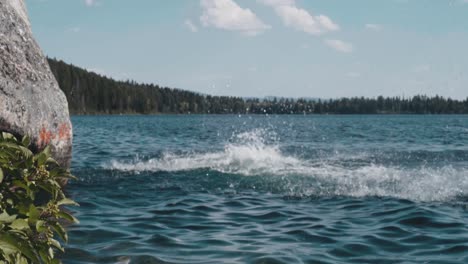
[28,205,40,224]
[0,142,32,157]
[10,219,29,231]
[0,238,19,255]
[49,238,64,253]
[0,212,17,223]
[51,258,61,264]
[12,180,29,191]
[0,167,3,183]
[48,247,55,259]
[20,146,33,159]
[0,142,19,151]
[21,136,31,148]
[42,146,51,159]
[35,220,46,232]
[7,229,28,237]
[47,179,61,189]
[57,173,77,181]
[46,157,59,167]
[2,133,15,141]
[50,223,68,243]
[49,168,76,180]
[58,211,80,224]
[17,256,29,264]
[39,249,50,264]
[57,198,80,206]
[15,204,30,216]
[57,198,79,207]
[36,153,48,166]
[48,167,61,178]
[37,182,53,195]
[24,156,33,169]
[0,233,40,263]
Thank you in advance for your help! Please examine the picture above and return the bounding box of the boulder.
[0,0,72,167]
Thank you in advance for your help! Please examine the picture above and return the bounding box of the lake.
[63,115,468,264]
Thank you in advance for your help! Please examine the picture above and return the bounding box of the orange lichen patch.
[58,123,71,141]
[37,123,71,148]
[38,126,53,147]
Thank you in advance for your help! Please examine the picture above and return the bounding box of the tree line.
[47,58,468,115]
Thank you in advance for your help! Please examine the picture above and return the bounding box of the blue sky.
[26,0,468,99]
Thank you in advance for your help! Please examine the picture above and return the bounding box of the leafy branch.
[0,133,78,264]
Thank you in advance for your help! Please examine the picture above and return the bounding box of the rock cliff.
[0,0,72,167]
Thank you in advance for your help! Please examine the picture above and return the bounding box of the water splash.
[108,129,468,202]
[110,129,302,176]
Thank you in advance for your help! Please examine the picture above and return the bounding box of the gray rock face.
[0,0,72,167]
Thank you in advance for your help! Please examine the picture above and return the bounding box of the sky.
[25,0,468,99]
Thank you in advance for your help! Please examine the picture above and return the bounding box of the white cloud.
[84,0,95,6]
[258,0,295,6]
[347,72,361,78]
[200,0,270,36]
[325,39,353,53]
[84,0,102,7]
[274,5,322,34]
[185,19,198,33]
[316,15,340,31]
[67,26,81,33]
[446,0,468,6]
[248,66,258,72]
[365,23,383,31]
[412,64,431,73]
[258,0,339,35]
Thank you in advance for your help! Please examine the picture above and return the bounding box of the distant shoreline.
[49,58,468,116]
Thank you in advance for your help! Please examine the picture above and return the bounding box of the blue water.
[63,115,468,264]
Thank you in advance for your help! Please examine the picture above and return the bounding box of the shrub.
[0,132,78,264]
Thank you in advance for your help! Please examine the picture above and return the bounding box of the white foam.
[110,129,303,176]
[108,130,468,202]
[304,164,468,202]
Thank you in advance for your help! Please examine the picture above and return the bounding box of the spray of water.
[109,130,468,202]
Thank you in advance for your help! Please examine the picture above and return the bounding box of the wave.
[107,130,468,202]
[109,129,303,176]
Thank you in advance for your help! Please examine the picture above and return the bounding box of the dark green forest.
[47,58,468,115]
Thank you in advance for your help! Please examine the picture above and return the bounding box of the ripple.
[64,183,468,264]
[284,230,337,244]
[63,115,468,263]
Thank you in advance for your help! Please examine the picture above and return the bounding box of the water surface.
[64,115,468,263]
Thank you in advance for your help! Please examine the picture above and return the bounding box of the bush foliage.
[0,132,78,264]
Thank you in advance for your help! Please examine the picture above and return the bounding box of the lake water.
[63,115,468,264]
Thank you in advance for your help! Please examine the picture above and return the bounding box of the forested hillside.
[47,58,468,115]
